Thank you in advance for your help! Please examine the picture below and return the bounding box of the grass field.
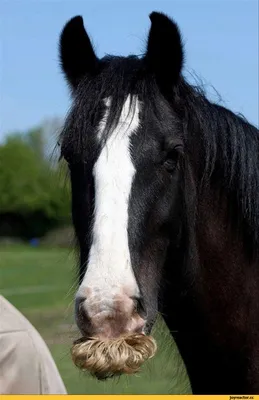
[0,245,191,394]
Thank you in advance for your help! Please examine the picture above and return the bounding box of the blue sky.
[1,0,258,140]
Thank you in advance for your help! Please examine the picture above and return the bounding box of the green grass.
[0,245,191,394]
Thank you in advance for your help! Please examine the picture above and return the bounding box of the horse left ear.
[59,16,99,90]
[145,12,184,90]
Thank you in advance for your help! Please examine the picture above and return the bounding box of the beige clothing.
[0,295,67,394]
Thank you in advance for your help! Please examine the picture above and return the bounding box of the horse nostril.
[75,297,89,331]
[75,296,86,311]
[131,296,147,319]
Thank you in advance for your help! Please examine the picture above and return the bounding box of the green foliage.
[0,123,71,238]
[25,126,46,160]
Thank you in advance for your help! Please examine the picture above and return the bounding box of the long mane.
[176,79,259,257]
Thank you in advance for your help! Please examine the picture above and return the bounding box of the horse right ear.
[145,12,184,91]
[59,16,99,89]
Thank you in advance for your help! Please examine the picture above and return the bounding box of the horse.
[58,11,259,394]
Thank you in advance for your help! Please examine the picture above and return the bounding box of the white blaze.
[77,95,140,308]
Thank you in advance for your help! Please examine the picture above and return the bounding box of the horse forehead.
[93,96,140,186]
[96,95,141,143]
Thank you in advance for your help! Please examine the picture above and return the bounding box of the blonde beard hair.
[71,333,157,379]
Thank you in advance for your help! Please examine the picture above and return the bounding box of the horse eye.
[163,148,180,172]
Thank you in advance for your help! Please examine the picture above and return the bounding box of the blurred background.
[0,0,258,394]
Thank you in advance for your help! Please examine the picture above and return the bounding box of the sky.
[1,0,258,141]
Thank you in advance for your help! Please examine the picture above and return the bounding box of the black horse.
[59,12,259,394]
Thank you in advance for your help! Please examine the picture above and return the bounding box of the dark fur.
[59,12,259,394]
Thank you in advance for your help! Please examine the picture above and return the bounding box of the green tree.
[0,129,71,238]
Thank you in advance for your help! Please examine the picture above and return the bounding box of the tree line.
[0,121,71,239]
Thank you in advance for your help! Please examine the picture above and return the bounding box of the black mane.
[176,79,259,255]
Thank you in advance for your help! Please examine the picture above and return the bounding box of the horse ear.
[59,16,99,89]
[145,12,184,90]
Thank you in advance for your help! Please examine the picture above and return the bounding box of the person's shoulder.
[0,295,42,393]
[0,296,67,394]
[0,295,32,333]
[0,294,56,372]
[0,328,41,394]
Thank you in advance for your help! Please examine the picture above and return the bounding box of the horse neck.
[192,184,259,331]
